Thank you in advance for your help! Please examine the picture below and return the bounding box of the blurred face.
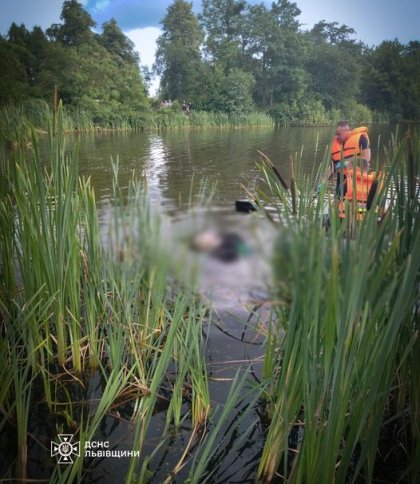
[335,125,350,143]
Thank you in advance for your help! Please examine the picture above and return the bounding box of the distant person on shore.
[181,100,193,115]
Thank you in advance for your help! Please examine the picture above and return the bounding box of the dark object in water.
[235,199,256,213]
[191,230,250,262]
[211,232,246,262]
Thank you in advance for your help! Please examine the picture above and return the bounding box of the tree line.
[1,0,419,126]
[156,0,420,123]
[0,0,150,125]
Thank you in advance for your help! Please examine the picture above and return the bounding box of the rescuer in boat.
[330,121,371,197]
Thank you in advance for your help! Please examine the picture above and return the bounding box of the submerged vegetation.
[1,104,419,482]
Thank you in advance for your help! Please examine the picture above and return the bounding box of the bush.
[339,100,374,125]
[268,98,331,126]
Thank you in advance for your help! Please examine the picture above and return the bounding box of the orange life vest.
[338,168,380,220]
[331,127,370,169]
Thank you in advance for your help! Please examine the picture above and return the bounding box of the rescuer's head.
[335,121,350,143]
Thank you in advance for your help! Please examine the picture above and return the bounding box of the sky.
[1,0,419,95]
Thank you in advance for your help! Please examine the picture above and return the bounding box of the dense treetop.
[0,0,418,124]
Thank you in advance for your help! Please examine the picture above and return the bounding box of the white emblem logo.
[51,434,80,464]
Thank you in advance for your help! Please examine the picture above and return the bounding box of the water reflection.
[147,134,170,207]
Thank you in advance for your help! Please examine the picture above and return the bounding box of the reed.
[10,340,35,481]
[166,299,210,429]
[0,102,218,481]
[188,369,260,484]
[151,109,274,129]
[254,129,420,482]
[0,100,273,139]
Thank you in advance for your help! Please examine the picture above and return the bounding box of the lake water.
[66,124,398,308]
[71,125,394,211]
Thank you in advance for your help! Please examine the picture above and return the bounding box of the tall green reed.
[254,129,420,482]
[0,101,221,481]
[151,109,274,129]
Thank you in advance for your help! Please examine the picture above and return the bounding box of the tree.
[304,21,363,111]
[0,37,29,102]
[245,1,306,107]
[310,20,356,45]
[222,67,255,114]
[401,41,420,119]
[200,0,248,70]
[47,0,95,46]
[6,23,32,87]
[155,0,204,100]
[360,40,420,120]
[8,22,30,47]
[188,63,255,114]
[271,0,301,30]
[99,19,139,65]
[23,27,48,89]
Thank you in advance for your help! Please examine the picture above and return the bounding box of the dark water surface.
[32,125,399,481]
[66,124,397,310]
[68,125,394,212]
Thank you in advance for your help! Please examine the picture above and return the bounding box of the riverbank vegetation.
[1,0,419,130]
[0,99,274,142]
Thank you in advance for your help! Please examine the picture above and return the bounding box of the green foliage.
[254,130,420,482]
[151,108,272,128]
[269,98,330,126]
[200,0,248,70]
[155,0,204,100]
[46,0,95,46]
[361,40,420,121]
[99,18,139,64]
[219,67,256,114]
[302,20,365,116]
[0,38,29,103]
[0,0,419,125]
[0,108,216,480]
[1,1,150,126]
[197,0,418,122]
[339,99,373,124]
[61,42,149,124]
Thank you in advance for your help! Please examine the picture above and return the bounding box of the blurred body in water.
[191,230,250,262]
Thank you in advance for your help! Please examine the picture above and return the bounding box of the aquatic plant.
[0,103,218,481]
[254,129,420,482]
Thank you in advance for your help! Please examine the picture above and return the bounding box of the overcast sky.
[1,0,419,94]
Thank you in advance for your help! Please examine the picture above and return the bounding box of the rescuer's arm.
[359,135,371,169]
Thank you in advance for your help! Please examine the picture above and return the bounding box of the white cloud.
[126,26,161,96]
